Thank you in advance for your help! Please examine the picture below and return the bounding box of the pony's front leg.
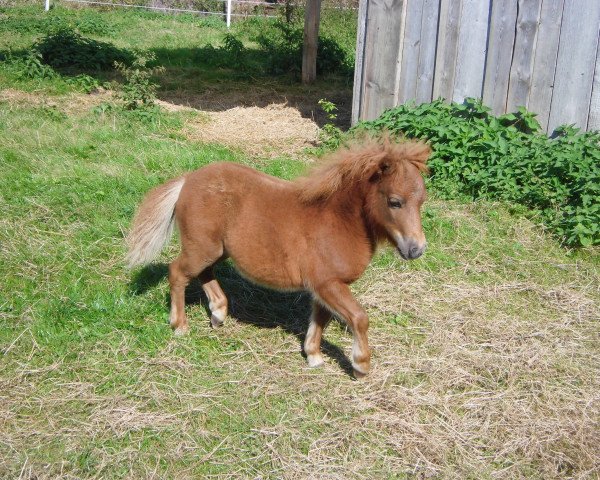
[314,281,371,378]
[304,301,331,368]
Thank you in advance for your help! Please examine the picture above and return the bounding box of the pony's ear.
[400,142,431,172]
[369,158,394,183]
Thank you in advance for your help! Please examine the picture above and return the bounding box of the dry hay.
[183,103,320,158]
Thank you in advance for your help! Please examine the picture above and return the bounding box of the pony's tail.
[126,176,186,269]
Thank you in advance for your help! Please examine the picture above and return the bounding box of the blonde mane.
[296,138,431,204]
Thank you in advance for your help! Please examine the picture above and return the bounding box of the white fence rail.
[47,0,291,24]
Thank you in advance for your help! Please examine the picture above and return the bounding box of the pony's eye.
[388,198,403,209]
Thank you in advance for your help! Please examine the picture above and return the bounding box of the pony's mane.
[296,138,431,204]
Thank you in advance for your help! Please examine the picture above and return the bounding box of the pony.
[126,138,431,377]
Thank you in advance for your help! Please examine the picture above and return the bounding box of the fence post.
[45,0,50,11]
[226,0,232,28]
[302,0,322,84]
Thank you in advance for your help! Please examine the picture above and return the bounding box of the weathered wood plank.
[506,0,542,113]
[587,38,600,131]
[301,0,322,84]
[528,0,564,132]
[415,0,440,104]
[361,0,405,120]
[392,0,408,106]
[396,0,423,104]
[351,0,369,125]
[432,0,461,101]
[482,0,517,115]
[548,0,600,133]
[452,0,490,102]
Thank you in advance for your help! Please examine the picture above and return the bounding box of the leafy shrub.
[35,27,132,70]
[350,98,600,247]
[222,33,245,63]
[66,73,102,93]
[194,33,248,71]
[318,98,344,148]
[115,51,163,111]
[13,51,57,80]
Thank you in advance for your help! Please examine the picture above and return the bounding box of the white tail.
[126,177,185,268]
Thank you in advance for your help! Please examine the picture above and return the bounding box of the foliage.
[66,73,102,94]
[114,51,163,111]
[0,10,116,36]
[317,98,344,148]
[255,20,351,77]
[352,98,600,247]
[222,33,245,63]
[196,33,249,70]
[12,50,57,80]
[35,27,132,70]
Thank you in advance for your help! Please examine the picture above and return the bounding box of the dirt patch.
[184,103,320,158]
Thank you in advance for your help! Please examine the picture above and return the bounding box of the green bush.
[115,51,163,111]
[12,51,57,80]
[352,99,600,247]
[35,27,132,70]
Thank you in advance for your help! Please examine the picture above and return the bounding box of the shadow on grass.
[129,261,354,376]
[152,45,353,128]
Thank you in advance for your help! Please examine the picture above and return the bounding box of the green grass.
[0,4,356,125]
[1,4,599,479]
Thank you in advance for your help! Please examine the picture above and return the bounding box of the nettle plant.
[351,99,600,247]
[115,51,164,111]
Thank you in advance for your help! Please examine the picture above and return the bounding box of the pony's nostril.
[409,245,423,259]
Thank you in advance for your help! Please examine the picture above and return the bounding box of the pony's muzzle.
[397,239,426,260]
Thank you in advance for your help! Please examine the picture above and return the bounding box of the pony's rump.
[126,176,185,268]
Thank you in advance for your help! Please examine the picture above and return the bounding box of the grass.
[1,4,600,479]
[0,3,356,126]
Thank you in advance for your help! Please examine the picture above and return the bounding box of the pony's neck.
[328,186,379,255]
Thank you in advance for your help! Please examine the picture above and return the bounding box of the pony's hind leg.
[304,301,331,368]
[168,252,207,335]
[199,269,228,328]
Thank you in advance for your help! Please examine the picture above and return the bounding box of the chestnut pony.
[127,139,430,377]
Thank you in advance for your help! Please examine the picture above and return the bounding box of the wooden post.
[45,0,50,11]
[302,0,322,84]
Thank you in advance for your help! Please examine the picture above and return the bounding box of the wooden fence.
[352,0,600,134]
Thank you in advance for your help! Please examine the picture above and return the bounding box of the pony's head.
[299,137,431,260]
[365,141,430,259]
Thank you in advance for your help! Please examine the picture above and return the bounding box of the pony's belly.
[231,259,305,292]
[226,238,305,291]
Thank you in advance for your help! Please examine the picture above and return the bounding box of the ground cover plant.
[1,3,599,479]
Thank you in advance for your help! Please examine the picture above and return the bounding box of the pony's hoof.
[306,354,324,368]
[173,326,189,336]
[352,365,369,379]
[210,314,224,328]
